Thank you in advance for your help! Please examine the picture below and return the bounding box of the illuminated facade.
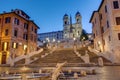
[38,31,63,42]
[90,0,120,63]
[63,12,82,39]
[0,9,39,64]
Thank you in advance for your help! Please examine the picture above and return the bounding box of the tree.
[80,29,88,41]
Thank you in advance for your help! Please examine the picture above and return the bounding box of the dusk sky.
[0,0,101,33]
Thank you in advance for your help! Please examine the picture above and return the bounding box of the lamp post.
[82,37,85,47]
[46,38,50,49]
[73,38,76,49]
[57,40,60,48]
[52,38,56,48]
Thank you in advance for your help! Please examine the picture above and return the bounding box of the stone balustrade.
[8,48,43,66]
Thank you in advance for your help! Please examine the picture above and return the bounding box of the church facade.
[38,12,83,42]
[63,12,82,39]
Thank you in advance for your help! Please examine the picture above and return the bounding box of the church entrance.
[1,52,7,64]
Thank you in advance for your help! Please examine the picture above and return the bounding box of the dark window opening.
[101,27,104,33]
[24,23,28,30]
[65,21,67,24]
[5,17,11,23]
[100,14,102,20]
[14,18,19,25]
[105,5,107,13]
[107,20,109,28]
[35,29,37,33]
[118,33,120,40]
[5,29,9,36]
[14,30,18,37]
[109,36,111,41]
[0,18,1,23]
[116,17,120,25]
[113,1,119,9]
[23,34,28,40]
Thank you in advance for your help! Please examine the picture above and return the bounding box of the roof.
[0,10,40,29]
[63,14,69,19]
[64,14,68,17]
[38,30,63,35]
[14,9,30,19]
[89,0,104,23]
[89,11,98,22]
[30,20,40,29]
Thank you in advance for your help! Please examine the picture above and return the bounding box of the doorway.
[1,52,7,64]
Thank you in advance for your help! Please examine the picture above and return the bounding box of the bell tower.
[63,14,69,25]
[75,11,82,24]
[63,14,70,39]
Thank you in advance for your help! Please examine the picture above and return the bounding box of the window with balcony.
[113,1,119,9]
[5,29,9,36]
[116,17,120,25]
[5,17,11,23]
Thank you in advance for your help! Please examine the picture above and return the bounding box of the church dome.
[75,11,81,17]
[63,14,69,19]
[64,14,68,17]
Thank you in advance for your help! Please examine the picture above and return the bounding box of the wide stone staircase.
[32,49,83,64]
[14,44,112,67]
[28,46,111,67]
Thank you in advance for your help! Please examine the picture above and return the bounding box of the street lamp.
[73,38,76,49]
[53,38,55,42]
[82,37,85,47]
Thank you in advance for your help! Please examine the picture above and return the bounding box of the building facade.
[63,12,82,39]
[90,0,120,63]
[0,9,39,64]
[38,31,63,43]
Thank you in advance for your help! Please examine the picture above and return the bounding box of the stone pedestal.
[84,51,90,63]
[21,74,27,80]
[98,57,104,67]
[74,72,78,78]
[25,58,30,64]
